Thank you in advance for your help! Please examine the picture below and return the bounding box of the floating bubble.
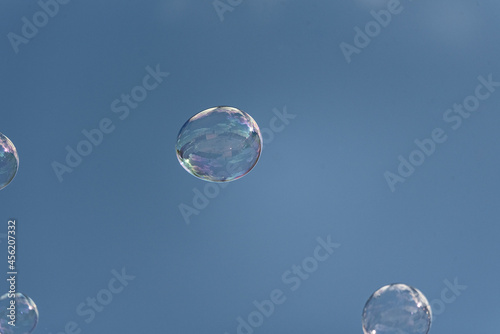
[362,283,432,334]
[0,132,19,191]
[176,106,262,182]
[0,292,39,334]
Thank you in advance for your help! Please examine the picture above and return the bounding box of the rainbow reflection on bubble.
[0,292,39,334]
[0,132,19,191]
[176,106,262,182]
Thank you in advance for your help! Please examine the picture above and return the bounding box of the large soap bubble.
[0,132,19,191]
[0,292,39,334]
[176,106,262,182]
[362,283,432,334]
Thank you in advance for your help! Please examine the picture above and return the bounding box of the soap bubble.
[176,106,262,182]
[0,292,39,334]
[0,132,19,191]
[362,283,432,334]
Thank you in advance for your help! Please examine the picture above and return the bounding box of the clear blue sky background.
[1,0,499,333]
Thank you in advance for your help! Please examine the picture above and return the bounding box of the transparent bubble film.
[0,132,19,191]
[362,283,432,334]
[176,106,262,182]
[0,292,39,334]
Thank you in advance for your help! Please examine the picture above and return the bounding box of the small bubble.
[0,292,39,334]
[362,283,432,334]
[0,132,19,191]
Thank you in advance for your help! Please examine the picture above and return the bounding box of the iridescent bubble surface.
[0,132,19,191]
[362,283,432,334]
[176,106,262,182]
[0,292,39,334]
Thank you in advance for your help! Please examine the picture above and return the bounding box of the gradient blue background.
[1,0,499,333]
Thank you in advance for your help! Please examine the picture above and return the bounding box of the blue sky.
[1,0,499,333]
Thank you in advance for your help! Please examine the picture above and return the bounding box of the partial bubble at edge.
[0,292,39,334]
